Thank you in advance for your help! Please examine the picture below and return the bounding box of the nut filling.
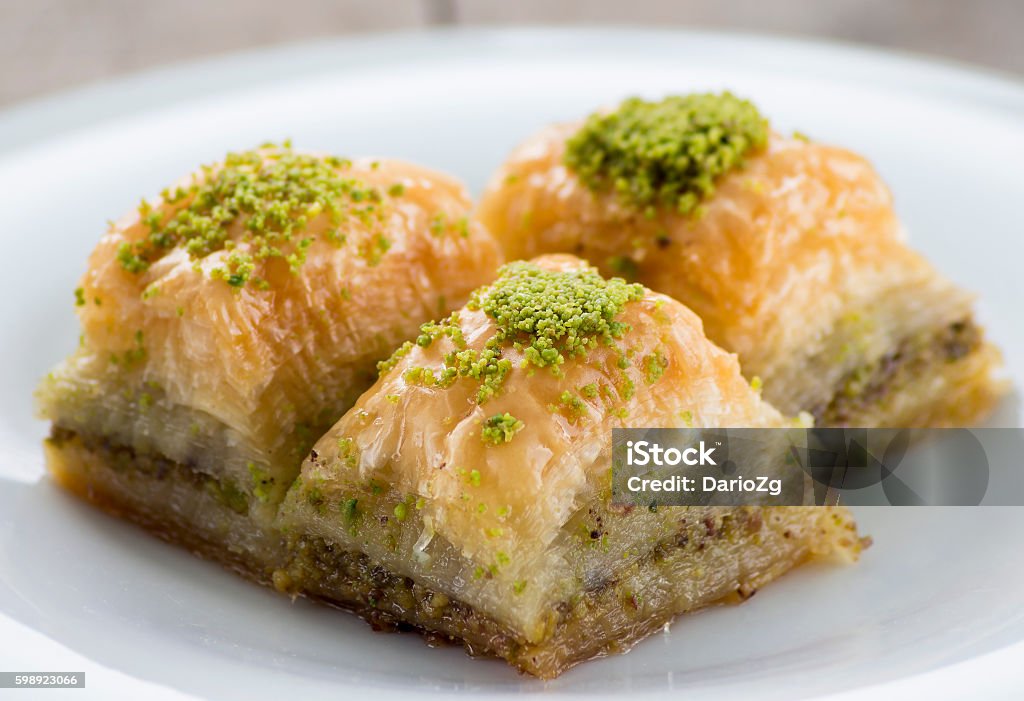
[816,319,982,425]
[44,427,854,677]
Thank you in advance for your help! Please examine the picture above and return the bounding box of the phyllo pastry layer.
[477,93,1004,427]
[276,255,863,678]
[37,144,503,571]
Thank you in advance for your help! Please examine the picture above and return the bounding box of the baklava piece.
[276,255,863,678]
[478,93,1004,427]
[37,143,502,579]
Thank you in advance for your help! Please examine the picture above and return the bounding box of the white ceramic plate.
[1,28,1022,701]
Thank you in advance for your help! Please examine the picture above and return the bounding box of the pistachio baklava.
[274,255,863,678]
[37,143,503,578]
[477,93,1004,427]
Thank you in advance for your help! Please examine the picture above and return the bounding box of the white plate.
[1,28,1023,701]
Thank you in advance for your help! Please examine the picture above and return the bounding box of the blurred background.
[2,0,1022,108]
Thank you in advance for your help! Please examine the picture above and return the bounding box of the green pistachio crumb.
[644,351,668,384]
[109,329,146,367]
[341,498,359,522]
[559,390,589,419]
[481,412,524,445]
[565,92,768,215]
[619,375,636,401]
[393,502,408,521]
[377,340,414,375]
[248,462,275,503]
[429,212,447,236]
[74,287,86,306]
[305,485,324,510]
[337,436,358,468]
[211,479,248,515]
[360,233,391,266]
[115,143,386,289]
[379,262,643,404]
[479,262,643,364]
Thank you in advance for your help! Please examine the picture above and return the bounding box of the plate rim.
[2,26,1023,700]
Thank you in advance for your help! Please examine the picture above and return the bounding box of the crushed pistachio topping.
[115,142,391,288]
[429,212,471,238]
[481,413,524,445]
[248,462,275,503]
[337,436,358,468]
[475,262,643,369]
[109,329,146,367]
[565,92,768,215]
[380,262,644,404]
[643,351,668,384]
[558,390,588,419]
[340,498,359,523]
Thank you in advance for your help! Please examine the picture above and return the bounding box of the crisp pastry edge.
[45,428,863,679]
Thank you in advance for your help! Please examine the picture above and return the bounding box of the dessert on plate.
[37,143,502,579]
[275,255,864,678]
[477,93,1004,427]
[37,138,868,679]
